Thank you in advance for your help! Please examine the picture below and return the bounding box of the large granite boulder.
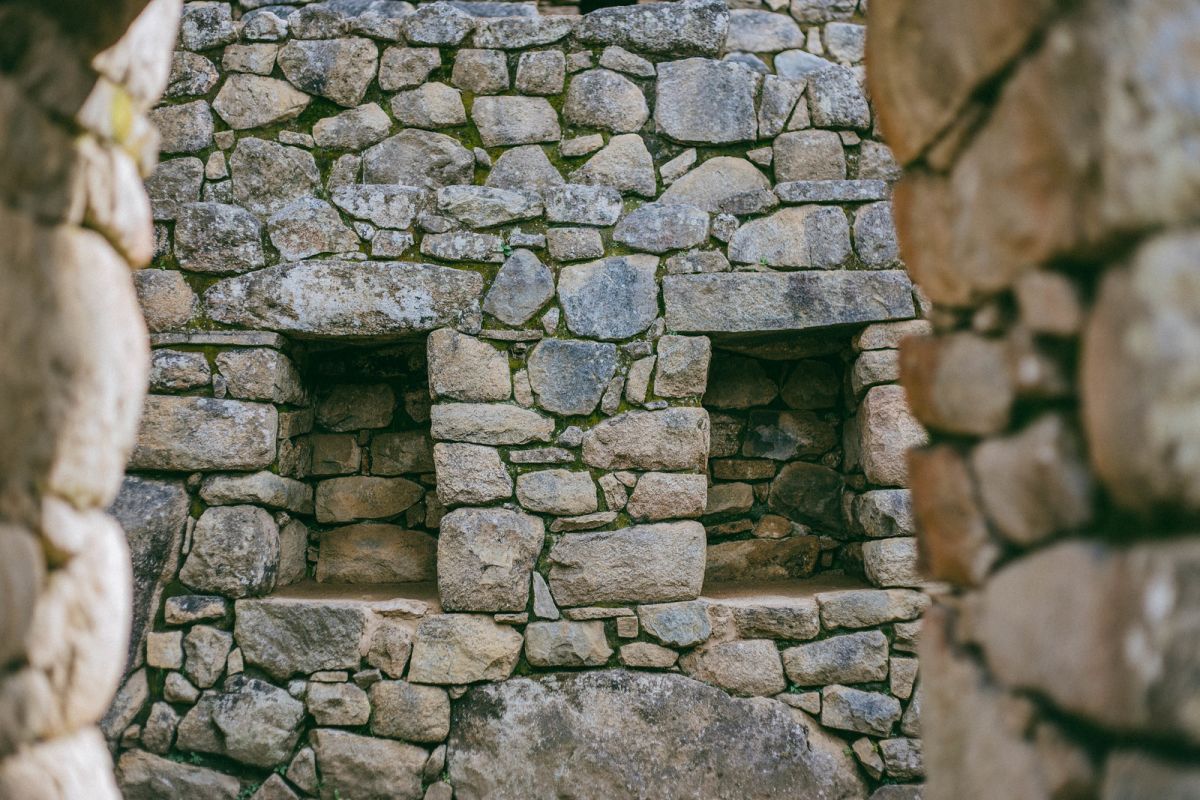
[205,260,483,338]
[447,670,867,799]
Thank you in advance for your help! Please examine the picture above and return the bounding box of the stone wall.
[107,1,933,798]
[869,1,1200,798]
[0,0,180,797]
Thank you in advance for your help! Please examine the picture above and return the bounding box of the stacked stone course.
[870,0,1200,798]
[107,0,933,797]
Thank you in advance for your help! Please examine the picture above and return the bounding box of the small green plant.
[237,784,260,800]
[758,257,769,267]
[500,241,513,258]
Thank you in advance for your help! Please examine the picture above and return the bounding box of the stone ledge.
[664,270,916,334]
[149,330,291,351]
[776,180,890,204]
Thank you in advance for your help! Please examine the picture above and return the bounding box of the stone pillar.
[0,1,179,796]
[869,0,1200,796]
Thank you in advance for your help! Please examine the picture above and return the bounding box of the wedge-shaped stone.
[482,249,555,326]
[200,471,312,514]
[574,0,729,57]
[569,133,656,197]
[582,408,710,471]
[317,524,437,583]
[437,507,543,612]
[558,255,659,340]
[131,396,277,471]
[213,74,310,129]
[235,595,371,680]
[408,614,524,683]
[315,476,424,523]
[664,270,915,333]
[205,260,482,338]
[436,185,542,229]
[656,58,760,144]
[430,403,554,445]
[659,156,770,213]
[783,631,889,686]
[548,521,705,606]
[311,729,427,800]
[331,184,425,229]
[363,130,475,188]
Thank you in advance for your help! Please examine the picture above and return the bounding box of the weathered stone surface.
[807,65,870,129]
[370,681,451,742]
[437,185,541,229]
[437,508,543,612]
[316,524,437,583]
[485,145,564,192]
[626,472,707,521]
[331,184,423,230]
[174,202,264,274]
[363,130,474,189]
[613,203,709,254]
[665,270,915,333]
[151,100,214,154]
[852,490,915,538]
[177,676,305,767]
[900,332,1013,437]
[117,749,240,800]
[582,408,710,471]
[525,621,612,667]
[212,74,309,130]
[517,469,597,516]
[822,685,901,737]
[215,348,305,404]
[317,384,395,431]
[267,197,359,261]
[526,338,618,416]
[705,537,822,583]
[783,631,889,686]
[206,260,482,338]
[547,521,705,606]
[433,443,512,506]
[729,206,851,269]
[705,354,777,409]
[680,639,787,697]
[574,0,730,58]
[854,202,901,267]
[168,51,220,97]
[110,476,189,669]
[619,642,679,669]
[515,49,566,94]
[427,328,510,402]
[369,431,433,476]
[660,156,770,214]
[278,37,377,106]
[653,335,710,398]
[564,69,648,133]
[391,82,466,129]
[656,58,760,144]
[727,9,804,53]
[315,476,423,523]
[312,728,427,800]
[472,96,560,147]
[379,46,441,90]
[743,410,837,460]
[637,601,711,648]
[767,461,844,530]
[180,505,279,598]
[862,537,923,588]
[148,157,204,220]
[774,130,846,181]
[135,269,198,332]
[817,589,929,630]
[431,403,554,445]
[313,102,391,149]
[451,48,508,94]
[420,230,503,262]
[858,384,928,487]
[408,614,524,683]
[230,138,320,218]
[569,133,656,197]
[184,625,234,689]
[235,596,368,680]
[558,255,659,340]
[482,249,555,326]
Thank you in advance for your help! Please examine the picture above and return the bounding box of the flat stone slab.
[205,260,483,339]
[663,270,915,333]
[447,670,866,800]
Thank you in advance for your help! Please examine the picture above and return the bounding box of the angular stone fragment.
[807,66,870,129]
[862,538,923,588]
[370,681,451,742]
[472,16,575,49]
[184,625,233,689]
[783,631,889,685]
[582,407,710,471]
[434,442,511,506]
[131,396,277,471]
[822,686,900,736]
[558,255,658,340]
[267,197,358,261]
[626,472,707,521]
[548,521,705,606]
[363,130,474,188]
[168,51,220,97]
[117,750,240,800]
[516,49,566,94]
[431,403,554,445]
[448,670,864,798]
[315,476,423,523]
[544,184,622,226]
[854,202,901,267]
[331,184,424,229]
[481,249,554,326]
[619,642,678,669]
[177,676,305,767]
[437,185,541,229]
[525,621,612,667]
[852,490,915,538]
[705,537,821,582]
[574,0,730,57]
[472,96,561,147]
[428,328,511,402]
[312,729,427,800]
[485,145,564,192]
[201,471,312,514]
[680,639,786,697]
[408,614,524,683]
[858,384,928,487]
[149,347,209,391]
[437,508,543,612]
[656,58,760,144]
[307,681,370,727]
[402,2,474,45]
[660,156,770,214]
[569,133,656,197]
[546,227,604,262]
[313,102,391,150]
[235,596,368,680]
[564,69,648,134]
[278,37,377,107]
[135,269,198,331]
[774,130,846,181]
[767,461,844,530]
[379,46,441,90]
[316,524,437,583]
[729,206,851,269]
[179,1,237,50]
[174,202,264,274]
[230,138,320,218]
[526,338,618,416]
[180,506,278,598]
[205,260,482,338]
[452,48,509,93]
[637,601,711,648]
[517,470,597,516]
[212,74,310,130]
[148,157,204,220]
[151,100,214,153]
[743,410,837,460]
[613,203,709,254]
[390,82,466,129]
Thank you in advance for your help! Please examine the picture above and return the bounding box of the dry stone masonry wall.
[870,1,1200,798]
[109,0,932,797]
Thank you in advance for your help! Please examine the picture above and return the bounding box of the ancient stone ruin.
[100,0,930,797]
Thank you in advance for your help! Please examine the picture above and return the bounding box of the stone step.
[233,581,439,681]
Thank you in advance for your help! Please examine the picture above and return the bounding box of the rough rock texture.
[448,671,866,799]
[437,508,543,612]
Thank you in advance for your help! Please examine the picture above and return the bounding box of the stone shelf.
[701,574,875,604]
